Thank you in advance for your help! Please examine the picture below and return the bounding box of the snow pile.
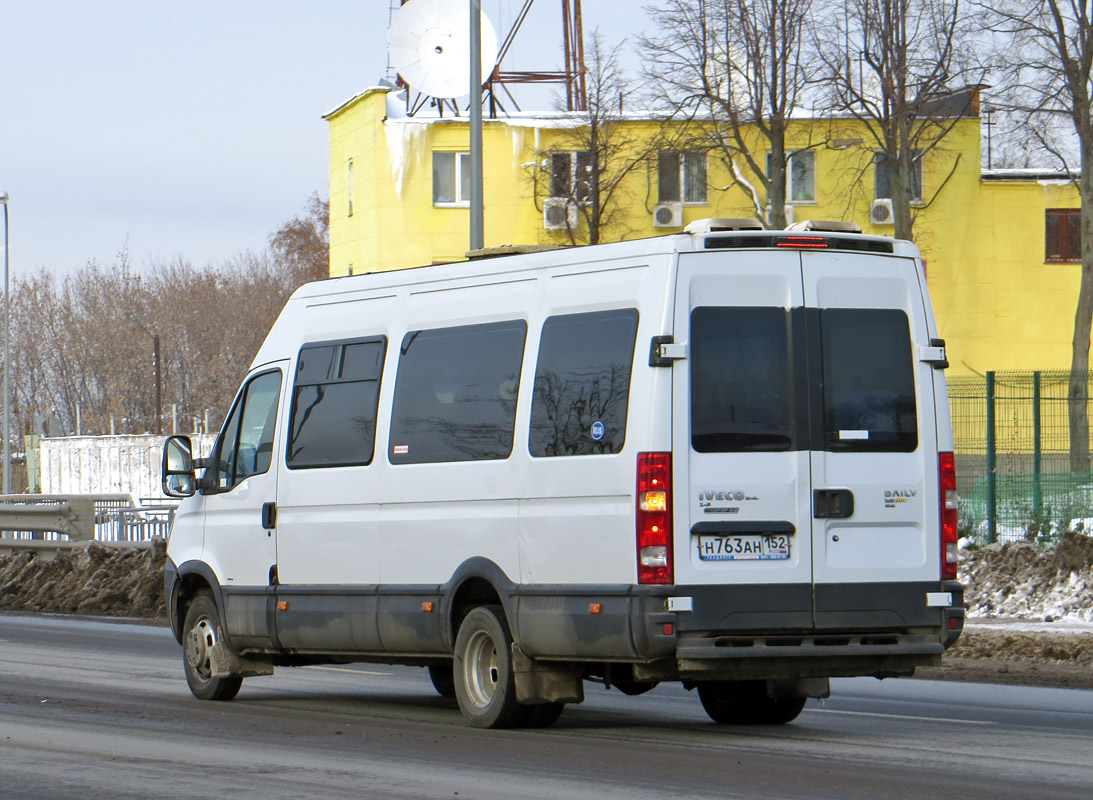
[0,540,166,618]
[960,531,1093,622]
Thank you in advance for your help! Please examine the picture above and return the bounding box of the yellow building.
[325,86,1081,378]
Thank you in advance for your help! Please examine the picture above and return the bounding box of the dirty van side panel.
[671,252,814,630]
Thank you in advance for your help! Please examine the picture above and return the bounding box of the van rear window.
[529,309,638,457]
[389,320,527,464]
[820,309,917,452]
[690,307,797,452]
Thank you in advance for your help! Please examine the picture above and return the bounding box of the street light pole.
[0,191,10,495]
[126,312,162,436]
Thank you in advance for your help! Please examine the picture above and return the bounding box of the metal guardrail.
[0,494,177,554]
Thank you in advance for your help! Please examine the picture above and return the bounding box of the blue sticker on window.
[591,420,605,441]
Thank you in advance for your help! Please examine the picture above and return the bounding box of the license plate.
[697,533,791,561]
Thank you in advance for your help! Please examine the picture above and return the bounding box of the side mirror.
[162,435,196,497]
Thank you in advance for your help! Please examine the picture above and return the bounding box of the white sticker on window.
[393,445,409,454]
[839,430,870,440]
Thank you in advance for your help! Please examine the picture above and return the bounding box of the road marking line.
[809,708,996,725]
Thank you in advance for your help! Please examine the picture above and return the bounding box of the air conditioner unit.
[544,198,578,230]
[870,199,895,225]
[653,202,683,228]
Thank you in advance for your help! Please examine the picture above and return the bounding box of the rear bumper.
[514,579,963,680]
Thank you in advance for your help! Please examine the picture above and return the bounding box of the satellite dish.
[388,0,499,100]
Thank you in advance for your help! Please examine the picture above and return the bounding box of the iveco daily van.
[161,219,963,728]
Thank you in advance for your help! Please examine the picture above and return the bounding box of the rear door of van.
[671,245,941,632]
[803,250,941,628]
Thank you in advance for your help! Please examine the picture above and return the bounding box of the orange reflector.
[589,603,602,614]
[277,601,289,611]
[421,602,435,613]
[663,624,674,636]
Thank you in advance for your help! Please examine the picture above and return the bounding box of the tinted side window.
[389,320,527,464]
[821,309,917,452]
[287,337,386,469]
[529,309,638,457]
[215,370,283,490]
[690,307,796,452]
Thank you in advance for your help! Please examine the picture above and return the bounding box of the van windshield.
[690,307,796,452]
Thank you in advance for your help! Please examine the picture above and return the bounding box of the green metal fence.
[950,370,1093,546]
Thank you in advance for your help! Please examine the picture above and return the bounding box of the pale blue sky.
[0,1,641,276]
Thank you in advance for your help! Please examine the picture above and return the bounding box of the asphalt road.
[1,613,1091,800]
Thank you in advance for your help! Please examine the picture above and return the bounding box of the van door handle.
[261,502,277,530]
[814,489,854,518]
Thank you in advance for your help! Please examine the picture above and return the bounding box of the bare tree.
[982,1,1093,470]
[534,31,651,245]
[10,196,330,440]
[640,0,815,228]
[269,192,330,283]
[815,0,983,241]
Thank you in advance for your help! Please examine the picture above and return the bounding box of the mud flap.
[511,643,584,705]
[209,642,275,679]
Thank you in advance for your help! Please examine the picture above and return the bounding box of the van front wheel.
[453,605,524,728]
[182,592,243,702]
[697,680,806,725]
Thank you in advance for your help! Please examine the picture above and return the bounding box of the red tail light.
[939,452,958,581]
[637,452,673,585]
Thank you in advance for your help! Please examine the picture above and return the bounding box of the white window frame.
[433,151,471,207]
[347,159,354,217]
[547,151,593,204]
[768,150,817,204]
[874,150,923,203]
[658,151,708,205]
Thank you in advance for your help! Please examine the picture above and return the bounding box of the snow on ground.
[960,531,1093,624]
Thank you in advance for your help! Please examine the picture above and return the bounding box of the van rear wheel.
[697,680,806,725]
[518,702,564,728]
[182,592,243,702]
[453,605,525,728]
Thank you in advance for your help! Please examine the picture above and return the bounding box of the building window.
[767,150,816,203]
[1046,209,1081,262]
[659,151,707,203]
[347,159,354,217]
[548,151,593,202]
[433,151,471,206]
[874,151,923,202]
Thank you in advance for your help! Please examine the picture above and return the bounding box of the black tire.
[518,702,564,728]
[453,605,525,728]
[428,662,456,698]
[182,592,243,702]
[697,680,806,725]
